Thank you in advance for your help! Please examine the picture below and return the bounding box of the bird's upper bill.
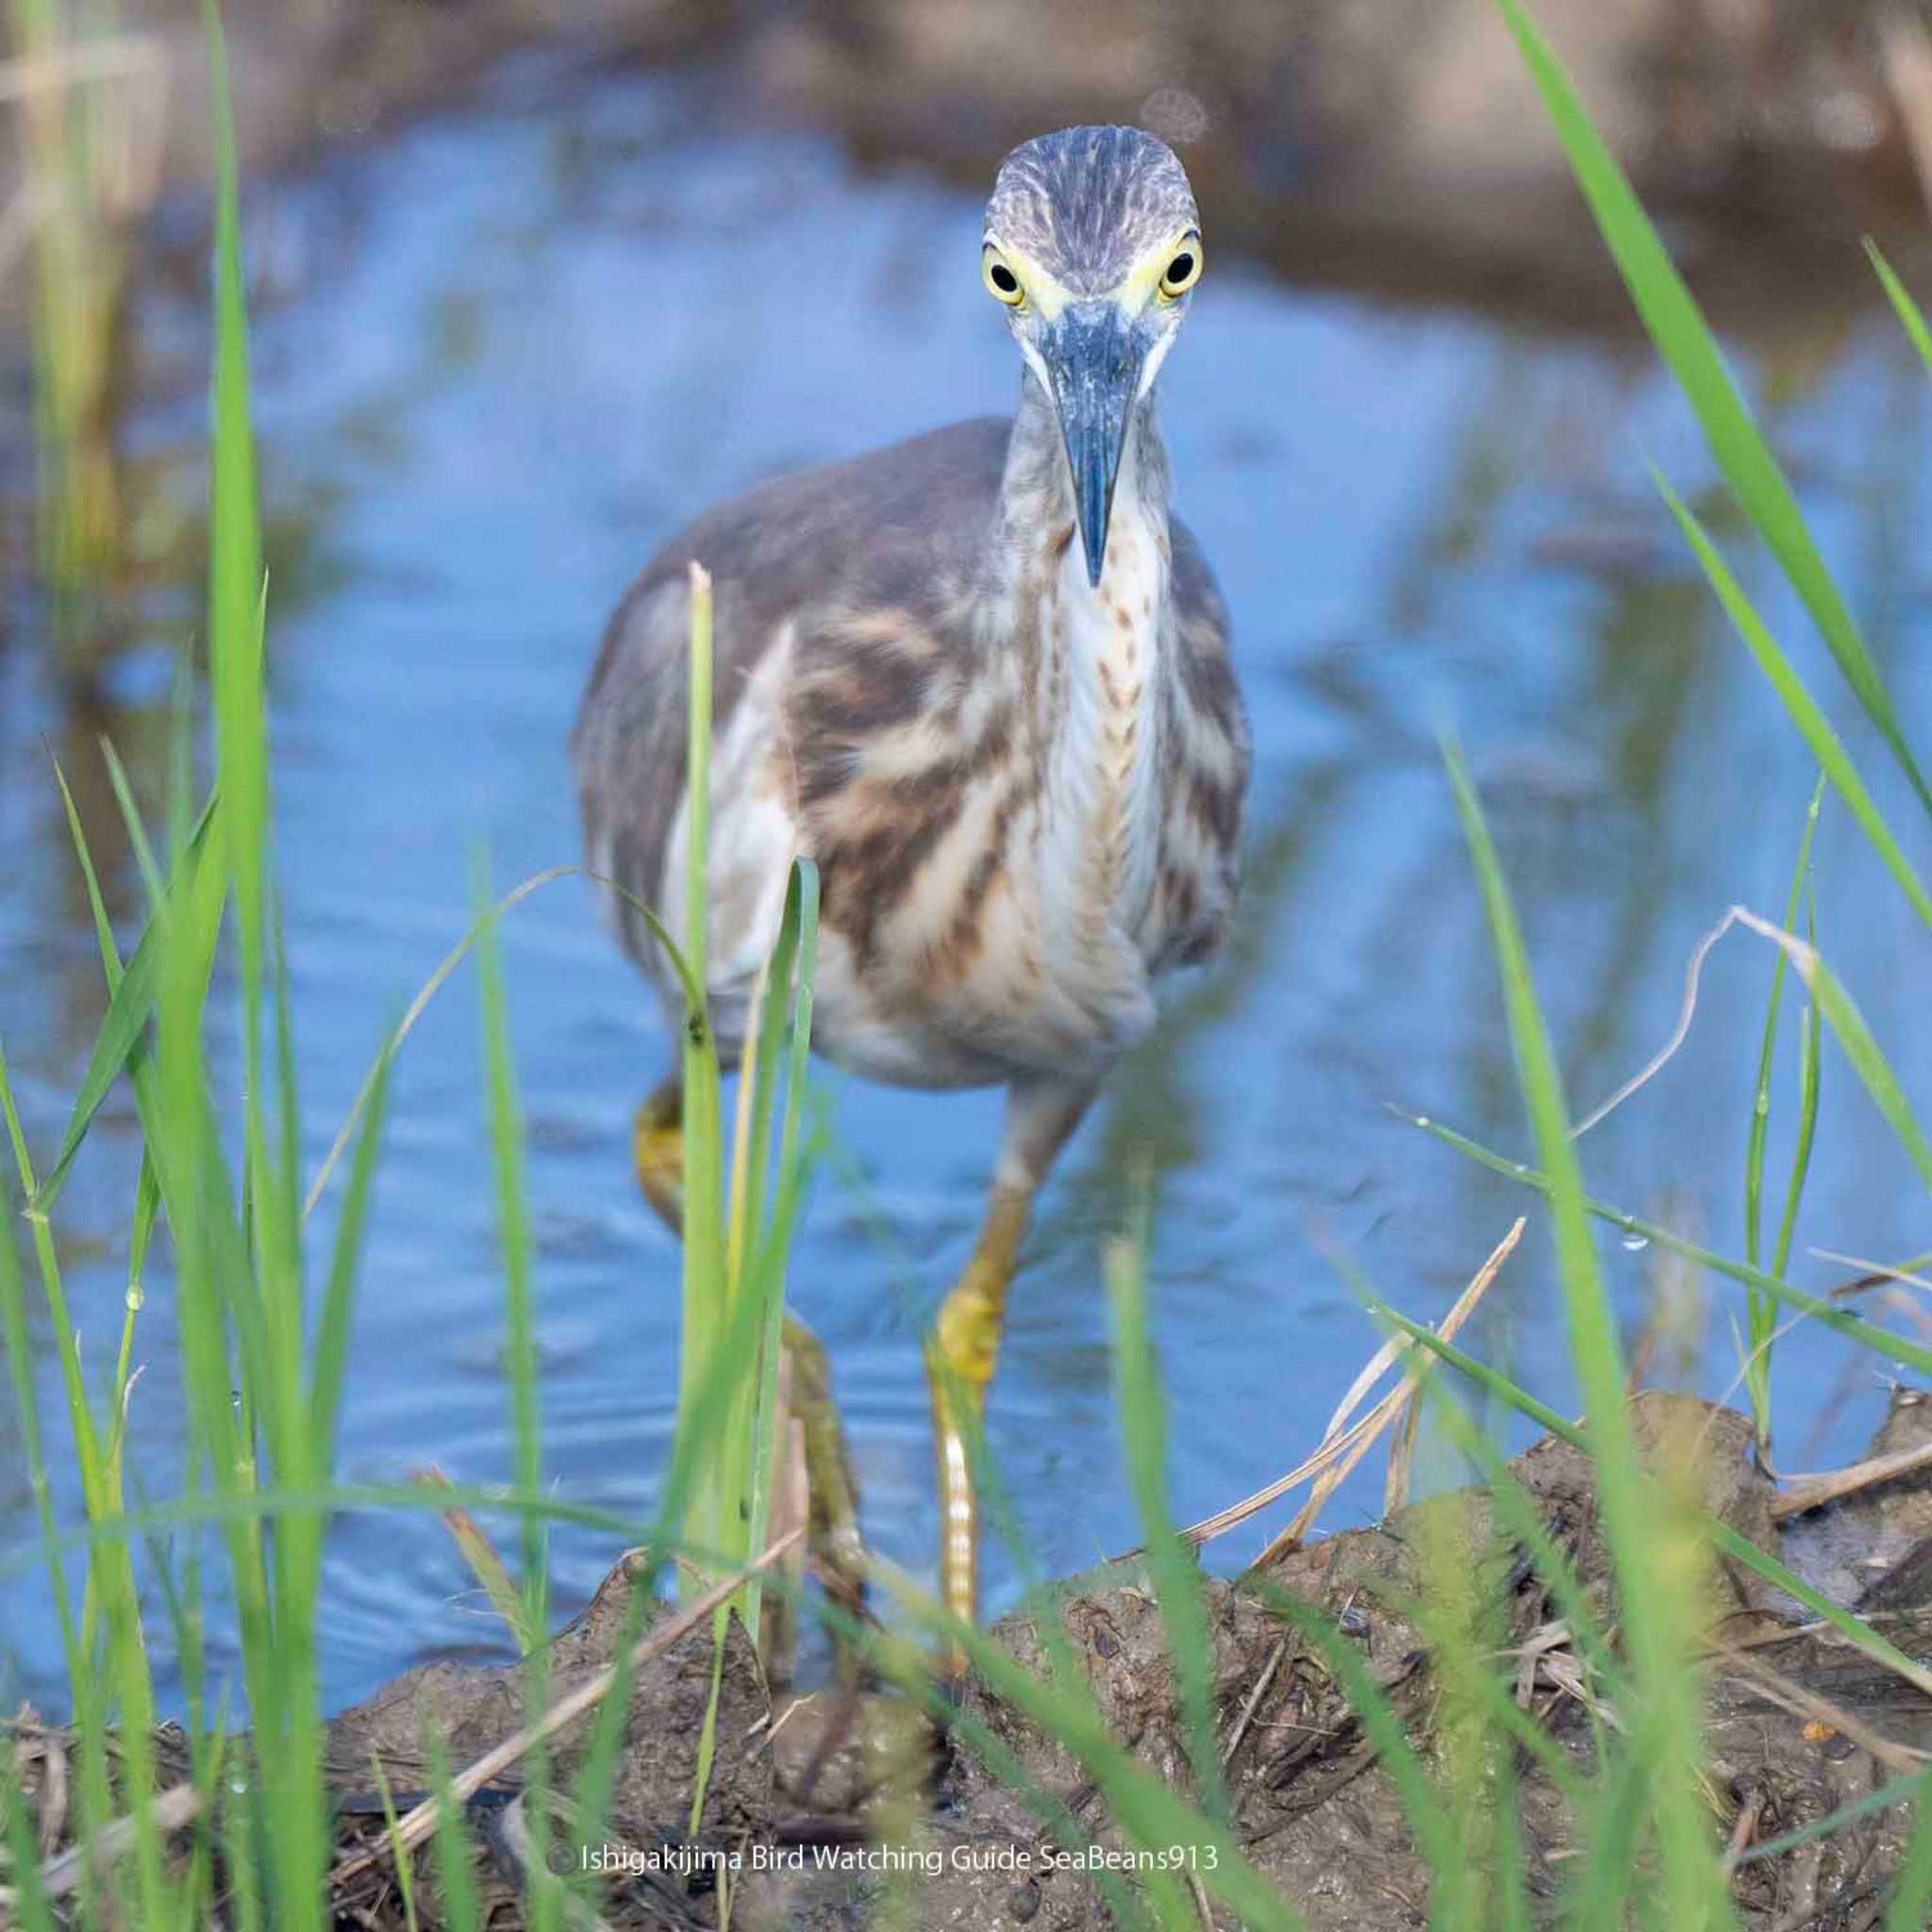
[981,126,1203,589]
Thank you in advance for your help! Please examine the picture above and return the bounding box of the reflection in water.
[1,58,1929,1717]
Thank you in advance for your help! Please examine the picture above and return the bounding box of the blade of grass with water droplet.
[1399,1108,1932,1375]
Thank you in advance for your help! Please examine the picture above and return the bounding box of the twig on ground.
[327,1529,801,1890]
[36,1729,67,1859]
[1257,1220,1523,1563]
[1174,1221,1522,1556]
[491,1792,612,1932]
[1771,1439,1932,1522]
[1717,1646,1928,1778]
[1220,1638,1288,1771]
[417,1464,540,1653]
[39,1781,202,1902]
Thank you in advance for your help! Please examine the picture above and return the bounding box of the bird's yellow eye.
[1158,238,1203,298]
[982,245,1024,307]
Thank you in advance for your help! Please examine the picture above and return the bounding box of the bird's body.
[575,391,1246,1095]
[573,125,1247,1636]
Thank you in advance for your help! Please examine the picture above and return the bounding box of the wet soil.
[14,1390,1932,1927]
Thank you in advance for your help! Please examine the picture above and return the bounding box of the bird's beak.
[1045,301,1150,590]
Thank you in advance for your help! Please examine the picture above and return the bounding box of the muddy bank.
[15,1390,1932,1926]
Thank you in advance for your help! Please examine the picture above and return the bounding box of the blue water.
[2,57,1929,1714]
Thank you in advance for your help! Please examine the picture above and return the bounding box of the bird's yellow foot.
[924,1185,1032,1674]
[631,1077,685,1228]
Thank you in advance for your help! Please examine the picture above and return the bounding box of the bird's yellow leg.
[925,1181,1034,1651]
[629,1071,867,1633]
[924,1076,1095,1673]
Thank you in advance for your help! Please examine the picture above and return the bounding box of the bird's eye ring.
[1158,239,1203,298]
[982,246,1024,307]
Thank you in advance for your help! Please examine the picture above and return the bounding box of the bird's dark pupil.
[991,264,1017,291]
[1168,253,1194,283]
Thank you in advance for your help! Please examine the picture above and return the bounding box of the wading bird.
[574,125,1248,1638]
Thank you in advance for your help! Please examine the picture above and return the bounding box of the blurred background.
[3,0,1930,1715]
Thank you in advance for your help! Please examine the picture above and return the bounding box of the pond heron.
[574,124,1249,1644]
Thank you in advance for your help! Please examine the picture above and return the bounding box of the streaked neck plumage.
[995,368,1172,576]
[990,369,1174,1034]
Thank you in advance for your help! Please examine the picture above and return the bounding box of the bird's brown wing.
[1155,513,1249,969]
[571,417,1012,980]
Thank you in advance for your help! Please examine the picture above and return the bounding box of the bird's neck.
[993,369,1174,975]
[997,370,1173,565]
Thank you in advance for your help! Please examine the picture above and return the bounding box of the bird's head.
[982,125,1201,588]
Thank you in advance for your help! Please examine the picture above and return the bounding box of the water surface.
[2,56,1929,1712]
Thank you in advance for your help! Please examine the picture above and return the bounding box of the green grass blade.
[1745,776,1824,1272]
[1491,0,1932,820]
[1398,1109,1932,1376]
[219,1770,264,1932]
[742,858,820,1652]
[1366,1298,1932,1703]
[307,1036,391,1473]
[877,1570,1301,1932]
[1867,241,1932,383]
[1104,1191,1230,1825]
[426,1740,483,1932]
[1730,1765,1927,1870]
[1442,736,1730,1926]
[51,757,122,980]
[99,737,168,912]
[0,1130,87,1703]
[1767,931,1822,1290]
[1251,1581,1463,1924]
[300,864,586,1223]
[30,802,220,1213]
[471,844,556,1917]
[565,1558,656,1907]
[1887,1780,1932,1931]
[1742,775,1824,1441]
[472,847,545,1626]
[203,0,267,1000]
[1,1748,58,1932]
[1657,480,1932,926]
[370,1757,424,1932]
[1725,908,1931,1186]
[1321,1237,1620,1695]
[675,563,730,1586]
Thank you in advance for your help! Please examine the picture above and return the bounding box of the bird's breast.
[777,471,1189,1086]
[1034,505,1170,961]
